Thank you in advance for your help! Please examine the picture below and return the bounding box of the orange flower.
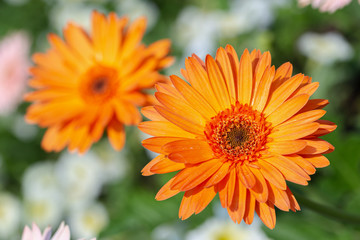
[139,46,336,229]
[25,11,173,153]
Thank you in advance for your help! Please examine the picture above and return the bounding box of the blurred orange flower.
[25,11,173,153]
[139,46,336,229]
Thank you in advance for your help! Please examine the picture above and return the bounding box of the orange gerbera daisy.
[139,46,336,229]
[25,11,173,153]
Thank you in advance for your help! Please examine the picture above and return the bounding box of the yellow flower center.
[79,65,119,104]
[205,102,271,163]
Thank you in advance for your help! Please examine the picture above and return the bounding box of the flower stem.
[294,193,360,224]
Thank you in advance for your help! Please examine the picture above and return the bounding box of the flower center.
[79,65,119,104]
[204,102,271,163]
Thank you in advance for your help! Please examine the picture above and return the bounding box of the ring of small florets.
[204,102,271,163]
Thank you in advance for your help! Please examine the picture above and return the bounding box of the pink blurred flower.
[21,222,96,240]
[0,32,30,115]
[298,0,356,13]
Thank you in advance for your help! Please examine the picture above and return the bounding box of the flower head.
[25,11,173,153]
[139,46,336,229]
[0,32,30,115]
[298,0,354,13]
[21,222,95,240]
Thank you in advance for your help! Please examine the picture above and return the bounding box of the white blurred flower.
[174,6,221,59]
[0,32,30,115]
[298,0,354,13]
[151,223,182,240]
[22,162,61,201]
[219,0,274,38]
[115,0,159,30]
[185,217,270,240]
[11,114,38,141]
[55,152,104,209]
[50,2,104,33]
[298,32,353,65]
[93,141,128,183]
[68,202,109,239]
[21,222,96,240]
[3,0,29,6]
[0,192,21,239]
[23,196,64,229]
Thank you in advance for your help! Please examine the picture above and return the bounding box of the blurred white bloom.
[152,224,182,240]
[219,0,274,38]
[11,114,38,141]
[298,0,354,13]
[115,0,159,30]
[174,6,221,59]
[0,32,30,115]
[24,196,64,229]
[94,142,128,183]
[55,152,103,209]
[185,217,269,240]
[50,2,104,33]
[68,202,109,239]
[0,192,21,239]
[21,222,96,240]
[3,0,29,6]
[298,32,353,65]
[22,162,61,201]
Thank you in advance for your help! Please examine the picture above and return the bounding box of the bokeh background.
[0,0,360,239]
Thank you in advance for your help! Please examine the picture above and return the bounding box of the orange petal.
[142,137,187,153]
[227,179,247,223]
[155,178,181,201]
[185,57,222,112]
[278,109,326,127]
[215,47,236,102]
[203,161,231,187]
[264,73,304,117]
[299,99,329,113]
[151,157,185,174]
[269,122,319,141]
[258,160,287,190]
[286,187,301,211]
[179,186,216,220]
[298,139,333,155]
[264,155,310,185]
[107,119,125,150]
[164,140,215,164]
[243,189,256,225]
[256,201,276,229]
[170,159,223,191]
[286,154,316,175]
[290,82,319,99]
[253,51,271,94]
[141,106,167,121]
[155,92,206,123]
[266,94,310,127]
[237,49,253,105]
[138,121,194,138]
[272,62,293,89]
[121,17,147,59]
[141,154,163,176]
[252,66,275,112]
[303,154,330,168]
[206,54,231,109]
[267,140,307,155]
[170,75,217,119]
[237,164,256,189]
[249,167,269,203]
[267,182,291,211]
[155,105,204,135]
